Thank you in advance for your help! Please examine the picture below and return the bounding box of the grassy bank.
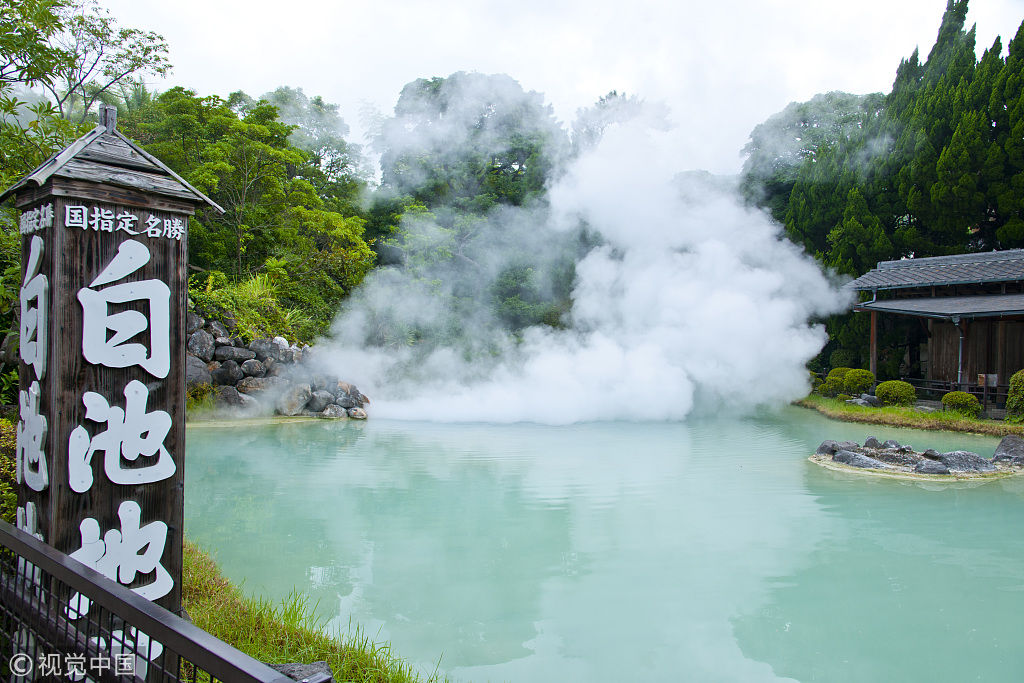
[182,541,443,682]
[797,394,1024,437]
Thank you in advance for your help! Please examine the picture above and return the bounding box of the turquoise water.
[184,408,1024,682]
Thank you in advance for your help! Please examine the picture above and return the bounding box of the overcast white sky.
[102,0,1023,174]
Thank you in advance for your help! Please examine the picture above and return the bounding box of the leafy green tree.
[0,0,67,86]
[42,0,170,123]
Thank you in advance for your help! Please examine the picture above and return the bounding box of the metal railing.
[0,519,310,682]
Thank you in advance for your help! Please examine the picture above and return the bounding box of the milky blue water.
[184,408,1024,682]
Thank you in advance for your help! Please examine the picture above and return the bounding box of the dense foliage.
[875,380,917,406]
[743,0,1024,374]
[1005,369,1024,421]
[843,369,876,395]
[941,390,982,417]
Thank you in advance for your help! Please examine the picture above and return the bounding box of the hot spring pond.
[185,407,1024,682]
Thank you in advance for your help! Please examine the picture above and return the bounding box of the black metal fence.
[0,519,307,682]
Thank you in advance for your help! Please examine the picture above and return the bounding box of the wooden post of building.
[869,310,878,376]
[1,106,222,622]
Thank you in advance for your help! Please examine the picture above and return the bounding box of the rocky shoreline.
[184,312,368,419]
[810,434,1024,479]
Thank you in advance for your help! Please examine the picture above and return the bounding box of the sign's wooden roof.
[849,250,1024,291]
[0,110,223,212]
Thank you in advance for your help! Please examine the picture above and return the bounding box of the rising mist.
[314,95,851,423]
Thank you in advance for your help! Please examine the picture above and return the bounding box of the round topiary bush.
[941,391,981,418]
[1006,370,1024,422]
[875,380,916,406]
[843,369,875,396]
[826,367,854,382]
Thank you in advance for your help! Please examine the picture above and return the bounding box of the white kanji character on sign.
[161,217,185,240]
[19,235,48,380]
[78,239,170,378]
[90,206,115,232]
[16,380,48,492]
[144,214,162,237]
[68,379,175,492]
[39,203,53,229]
[66,500,174,619]
[115,211,141,235]
[65,205,88,230]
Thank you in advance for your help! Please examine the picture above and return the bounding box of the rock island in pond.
[809,434,1024,480]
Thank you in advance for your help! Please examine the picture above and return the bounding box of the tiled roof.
[848,250,1024,291]
[855,293,1024,319]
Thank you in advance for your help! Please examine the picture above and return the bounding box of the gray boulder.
[236,376,287,395]
[187,330,215,362]
[211,360,244,386]
[249,338,282,362]
[207,320,229,338]
[310,374,338,395]
[872,449,920,467]
[319,404,347,419]
[214,345,257,362]
[268,661,334,682]
[240,359,266,377]
[922,448,941,460]
[864,436,883,449]
[992,435,1024,466]
[938,450,996,473]
[860,394,881,407]
[832,449,890,469]
[847,398,871,407]
[185,354,212,388]
[214,385,247,406]
[914,460,951,475]
[276,384,312,416]
[229,336,247,347]
[347,407,368,420]
[307,390,335,413]
[185,311,205,335]
[816,440,840,455]
[882,439,901,449]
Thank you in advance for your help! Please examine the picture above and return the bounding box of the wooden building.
[849,250,1024,391]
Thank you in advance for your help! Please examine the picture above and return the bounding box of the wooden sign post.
[1,106,222,624]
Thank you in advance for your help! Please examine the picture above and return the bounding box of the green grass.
[182,540,445,683]
[797,394,1024,437]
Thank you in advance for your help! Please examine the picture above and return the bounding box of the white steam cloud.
[317,118,850,424]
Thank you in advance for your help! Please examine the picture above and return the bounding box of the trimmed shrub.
[1007,370,1024,422]
[875,380,916,406]
[818,376,845,398]
[941,391,982,418]
[843,369,875,395]
[826,367,854,382]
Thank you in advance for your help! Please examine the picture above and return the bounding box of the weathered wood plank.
[77,133,163,173]
[50,178,198,214]
[56,160,198,201]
